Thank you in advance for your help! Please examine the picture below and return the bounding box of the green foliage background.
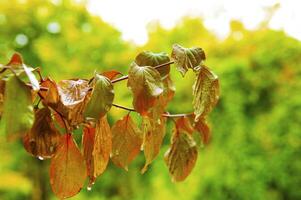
[0,0,300,200]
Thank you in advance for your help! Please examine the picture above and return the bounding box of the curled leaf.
[0,75,34,139]
[135,51,170,79]
[39,78,59,107]
[49,134,87,199]
[164,118,198,182]
[193,65,219,121]
[111,114,142,170]
[141,116,166,173]
[171,44,206,76]
[57,79,90,127]
[23,107,61,159]
[194,117,211,145]
[128,63,163,115]
[84,74,114,121]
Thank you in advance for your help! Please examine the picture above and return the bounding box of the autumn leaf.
[111,114,142,170]
[141,116,166,173]
[102,70,122,80]
[0,75,34,139]
[135,51,170,79]
[39,78,59,107]
[23,107,61,159]
[49,134,87,199]
[194,117,211,144]
[193,65,219,121]
[127,62,163,115]
[171,44,206,76]
[84,74,114,121]
[0,80,5,117]
[164,118,198,182]
[56,79,90,127]
[83,116,112,184]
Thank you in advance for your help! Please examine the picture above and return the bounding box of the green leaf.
[84,74,114,120]
[127,63,163,115]
[171,44,206,76]
[193,65,219,121]
[135,51,170,79]
[0,76,34,139]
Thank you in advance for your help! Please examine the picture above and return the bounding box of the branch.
[111,61,174,84]
[112,103,192,118]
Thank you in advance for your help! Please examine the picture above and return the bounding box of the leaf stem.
[111,61,174,84]
[112,103,192,118]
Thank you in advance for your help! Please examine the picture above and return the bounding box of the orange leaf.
[39,78,59,107]
[23,107,61,159]
[102,70,122,80]
[82,125,95,184]
[194,117,211,144]
[49,134,87,199]
[164,119,198,182]
[111,114,142,170]
[141,116,166,173]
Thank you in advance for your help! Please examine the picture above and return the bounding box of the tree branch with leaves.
[0,44,220,199]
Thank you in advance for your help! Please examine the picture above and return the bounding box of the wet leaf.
[49,134,87,199]
[135,51,170,79]
[193,65,219,121]
[84,74,114,120]
[141,116,166,173]
[0,75,34,139]
[128,63,163,115]
[111,114,142,170]
[82,125,95,184]
[23,107,61,159]
[171,44,206,76]
[164,119,198,182]
[84,116,112,183]
[39,78,59,107]
[57,79,90,127]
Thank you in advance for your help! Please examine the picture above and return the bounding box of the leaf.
[194,117,211,145]
[39,78,59,107]
[102,70,122,80]
[84,74,114,120]
[127,63,163,115]
[49,134,87,199]
[0,75,34,139]
[141,116,166,173]
[23,107,61,159]
[6,53,40,91]
[56,79,90,127]
[164,118,198,182]
[135,51,170,79]
[82,125,95,184]
[83,116,112,184]
[111,114,142,170]
[0,80,5,117]
[193,65,219,121]
[171,44,206,76]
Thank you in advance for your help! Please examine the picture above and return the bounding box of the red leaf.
[49,134,87,199]
[102,70,122,80]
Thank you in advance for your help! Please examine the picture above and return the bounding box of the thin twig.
[112,103,192,118]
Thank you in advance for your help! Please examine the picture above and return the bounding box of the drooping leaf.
[49,134,87,199]
[111,114,142,170]
[84,74,114,120]
[0,80,5,117]
[85,116,112,184]
[82,125,95,184]
[135,51,170,79]
[101,70,122,80]
[56,79,90,127]
[193,65,219,121]
[0,75,34,139]
[194,117,211,145]
[39,78,59,107]
[127,63,163,115]
[141,116,166,173]
[164,118,198,182]
[171,44,206,76]
[23,107,61,159]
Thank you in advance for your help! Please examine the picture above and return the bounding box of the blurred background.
[0,0,301,199]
